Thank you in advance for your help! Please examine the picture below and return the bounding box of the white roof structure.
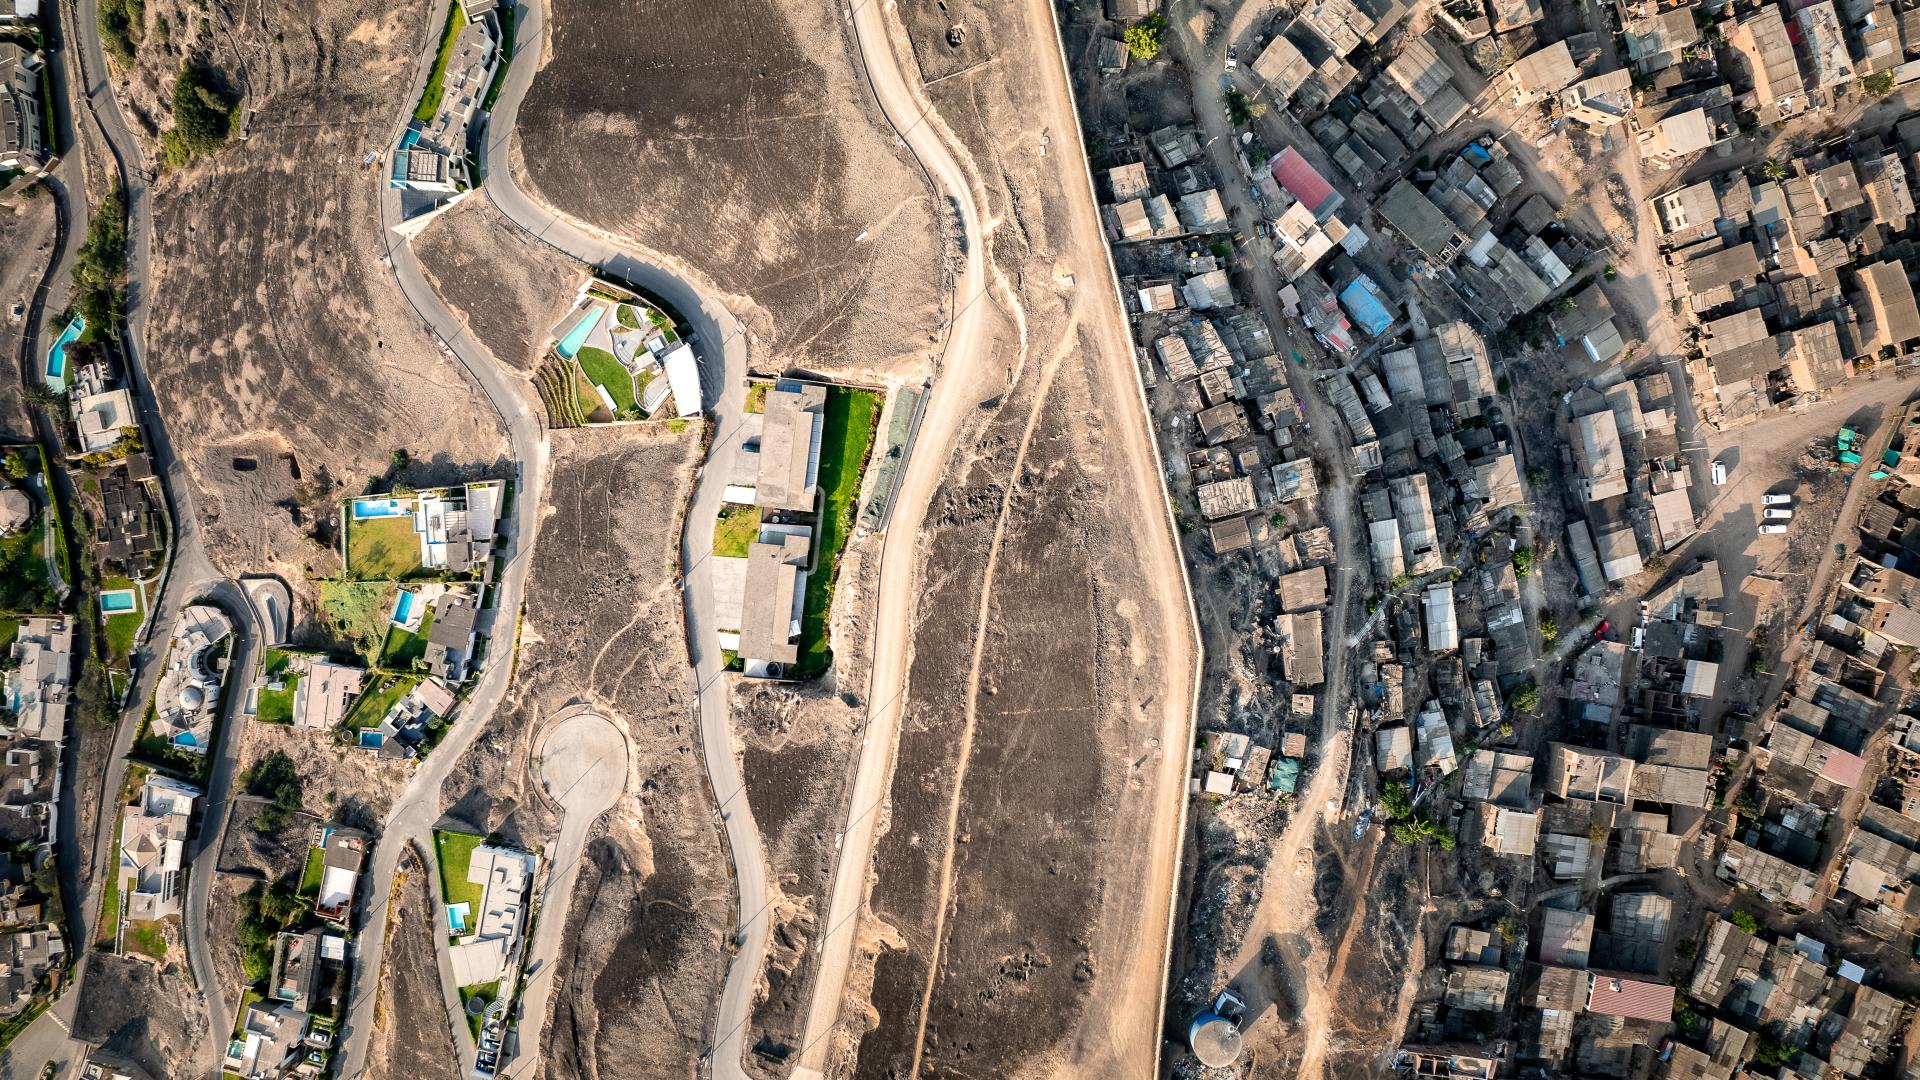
[447,843,537,987]
[75,388,136,454]
[663,342,703,419]
[119,775,198,922]
[5,616,71,742]
[1424,582,1459,651]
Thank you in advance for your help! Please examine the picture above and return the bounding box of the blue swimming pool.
[100,589,137,613]
[45,314,84,386]
[391,590,416,625]
[555,307,603,359]
[358,730,385,748]
[352,497,413,519]
[448,903,469,933]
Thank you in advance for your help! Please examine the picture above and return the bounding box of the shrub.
[1124,13,1166,60]
[72,184,129,334]
[1379,780,1413,820]
[1511,546,1535,576]
[1730,910,1760,935]
[1538,618,1558,644]
[1862,71,1897,97]
[1224,87,1266,125]
[1511,683,1540,713]
[98,0,144,66]
[162,62,238,168]
[241,749,303,832]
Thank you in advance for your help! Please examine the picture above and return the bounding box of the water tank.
[1188,1011,1242,1068]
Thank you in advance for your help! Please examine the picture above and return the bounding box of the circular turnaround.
[535,709,628,819]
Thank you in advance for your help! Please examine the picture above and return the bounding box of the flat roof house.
[313,830,364,924]
[1559,69,1633,129]
[74,388,137,455]
[1376,180,1465,263]
[0,43,44,171]
[1860,261,1920,356]
[1506,40,1577,101]
[447,843,537,988]
[739,533,809,669]
[1727,5,1804,120]
[5,617,71,743]
[424,588,481,685]
[119,774,198,922]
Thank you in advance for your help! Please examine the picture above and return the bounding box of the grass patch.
[127,920,166,960]
[343,673,418,731]
[299,846,324,899]
[0,615,19,651]
[576,347,637,415]
[713,505,761,559]
[231,986,261,1038]
[461,980,501,1039]
[344,512,422,580]
[0,511,57,614]
[434,830,485,913]
[794,387,881,676]
[96,817,123,950]
[480,3,517,110]
[413,3,470,124]
[571,364,609,421]
[254,679,297,725]
[744,381,768,414]
[100,575,143,660]
[318,581,397,665]
[616,304,643,330]
[380,606,434,669]
[261,648,290,677]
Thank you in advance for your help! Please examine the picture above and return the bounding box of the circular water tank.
[1188,1013,1241,1067]
[180,684,205,710]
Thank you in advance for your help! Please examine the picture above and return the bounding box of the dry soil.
[413,192,585,375]
[511,0,947,379]
[127,0,507,583]
[70,953,207,1078]
[449,425,728,1079]
[364,848,464,1080]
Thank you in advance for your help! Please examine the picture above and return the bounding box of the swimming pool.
[391,590,416,626]
[100,589,137,613]
[358,730,385,749]
[447,902,470,933]
[352,497,413,519]
[555,307,603,359]
[44,314,84,387]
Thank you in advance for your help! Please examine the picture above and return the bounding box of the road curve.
[789,1,995,1074]
[332,1,765,1077]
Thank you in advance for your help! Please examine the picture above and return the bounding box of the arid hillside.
[512,0,947,379]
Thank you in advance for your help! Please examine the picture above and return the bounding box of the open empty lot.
[413,192,583,374]
[511,0,946,377]
[134,1,506,581]
[364,849,463,1080]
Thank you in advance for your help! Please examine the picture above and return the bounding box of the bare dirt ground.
[445,425,727,1079]
[833,2,1197,1075]
[413,192,584,375]
[128,0,506,582]
[0,197,55,441]
[71,953,206,1077]
[207,798,322,1028]
[733,678,862,1074]
[364,848,463,1080]
[511,0,947,379]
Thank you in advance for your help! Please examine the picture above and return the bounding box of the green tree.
[1124,13,1166,60]
[3,452,29,480]
[72,184,129,334]
[390,448,411,471]
[1270,511,1287,529]
[1862,70,1897,97]
[163,62,238,168]
[241,750,304,832]
[1752,1027,1794,1068]
[1511,683,1541,713]
[1511,545,1535,576]
[1730,909,1760,935]
[1763,158,1790,182]
[1224,87,1266,126]
[1539,617,1559,644]
[1379,780,1413,820]
[1497,916,1520,942]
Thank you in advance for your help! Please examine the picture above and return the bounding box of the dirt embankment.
[511,0,946,379]
[207,799,322,1032]
[364,848,462,1080]
[446,425,727,1078]
[0,197,56,441]
[128,0,507,583]
[72,953,207,1077]
[413,193,585,375]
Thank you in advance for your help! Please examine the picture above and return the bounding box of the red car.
[1593,620,1610,639]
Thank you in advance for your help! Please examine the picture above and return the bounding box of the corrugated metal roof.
[1586,975,1675,1021]
[1271,147,1335,213]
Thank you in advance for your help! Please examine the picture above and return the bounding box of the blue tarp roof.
[1339,278,1394,337]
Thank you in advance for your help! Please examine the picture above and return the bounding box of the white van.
[1711,460,1728,486]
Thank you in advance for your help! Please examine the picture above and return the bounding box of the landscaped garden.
[412,3,469,124]
[318,581,398,665]
[575,346,638,416]
[380,607,435,668]
[343,512,423,580]
[99,575,143,660]
[342,673,419,731]
[434,829,486,916]
[795,386,882,676]
[712,504,761,559]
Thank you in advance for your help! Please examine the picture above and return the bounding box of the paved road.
[788,1,995,1075]
[332,1,760,1076]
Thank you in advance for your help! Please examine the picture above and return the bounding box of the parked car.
[1764,507,1794,520]
[1593,620,1611,639]
[1711,460,1728,485]
[1763,493,1794,506]
[1760,523,1789,534]
[1631,626,1645,650]
[1225,45,1238,69]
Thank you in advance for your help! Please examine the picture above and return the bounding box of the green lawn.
[255,673,299,725]
[261,648,290,677]
[795,387,882,676]
[460,980,501,1040]
[412,4,469,123]
[744,381,768,414]
[434,831,486,914]
[576,347,637,415]
[344,513,423,580]
[232,986,261,1038]
[128,921,166,960]
[380,608,435,668]
[299,846,324,898]
[342,674,418,731]
[100,575,142,660]
[572,365,609,422]
[712,504,760,559]
[615,304,642,330]
[0,615,19,651]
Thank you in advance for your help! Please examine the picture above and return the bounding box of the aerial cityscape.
[3,0,1920,1077]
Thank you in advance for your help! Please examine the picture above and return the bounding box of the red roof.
[1587,975,1675,1022]
[1820,749,1867,789]
[1271,147,1335,214]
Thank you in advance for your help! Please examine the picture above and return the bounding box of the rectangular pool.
[391,590,416,626]
[100,589,137,613]
[45,314,84,388]
[555,306,603,359]
[358,730,385,749]
[352,497,414,519]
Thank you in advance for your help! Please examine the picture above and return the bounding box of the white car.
[1764,507,1794,520]
[1763,493,1794,506]
[1759,523,1789,535]
[1711,460,1728,486]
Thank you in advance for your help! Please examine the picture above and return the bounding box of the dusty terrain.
[128,0,506,582]
[830,0,1196,1075]
[511,0,946,378]
[440,425,728,1079]
[71,953,206,1077]
[413,192,585,375]
[0,197,55,441]
[207,797,321,1024]
[364,848,463,1080]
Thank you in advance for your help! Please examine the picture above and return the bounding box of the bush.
[1730,910,1760,935]
[1539,617,1558,644]
[1224,87,1266,126]
[1511,546,1535,576]
[1511,683,1540,713]
[1124,13,1166,60]
[98,0,144,66]
[1863,71,1897,98]
[162,62,238,168]
[72,184,129,335]
[1379,780,1413,820]
[241,750,303,832]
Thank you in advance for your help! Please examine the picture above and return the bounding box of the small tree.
[1497,916,1521,943]
[1511,683,1541,713]
[1511,546,1536,576]
[1124,13,1167,60]
[1862,70,1897,98]
[2,452,28,480]
[1730,910,1760,935]
[390,448,410,471]
[1763,158,1790,182]
[1270,511,1287,529]
[1539,618,1559,644]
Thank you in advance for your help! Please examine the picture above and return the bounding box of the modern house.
[752,382,826,514]
[424,587,481,684]
[150,604,233,755]
[312,829,364,924]
[74,388,137,455]
[119,774,198,922]
[0,43,44,172]
[4,617,71,742]
[447,843,536,988]
[738,533,809,670]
